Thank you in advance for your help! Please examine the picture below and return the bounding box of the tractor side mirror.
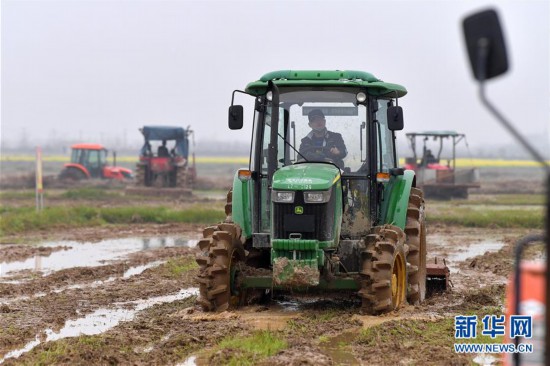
[228,105,244,130]
[463,9,508,81]
[387,106,404,131]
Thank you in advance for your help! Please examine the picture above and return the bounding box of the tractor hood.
[272,163,340,191]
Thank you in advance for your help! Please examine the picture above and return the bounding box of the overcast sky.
[1,0,549,154]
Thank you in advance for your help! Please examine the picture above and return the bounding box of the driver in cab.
[298,109,347,169]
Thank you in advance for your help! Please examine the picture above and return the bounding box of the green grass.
[162,257,198,277]
[0,190,38,200]
[466,194,545,206]
[60,188,121,200]
[29,342,71,366]
[0,205,225,236]
[213,331,287,366]
[356,312,504,362]
[428,207,543,229]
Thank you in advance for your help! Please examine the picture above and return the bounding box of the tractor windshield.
[260,88,368,173]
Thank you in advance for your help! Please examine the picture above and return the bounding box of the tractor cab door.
[71,148,84,164]
[85,149,104,178]
[373,99,401,222]
[254,106,286,233]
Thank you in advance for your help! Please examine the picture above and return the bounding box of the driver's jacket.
[298,130,348,169]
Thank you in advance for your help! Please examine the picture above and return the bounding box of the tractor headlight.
[303,190,331,203]
[272,190,295,203]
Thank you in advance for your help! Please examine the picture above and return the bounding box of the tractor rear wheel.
[134,165,146,186]
[405,187,427,304]
[195,223,246,311]
[59,167,86,181]
[359,225,407,314]
[176,167,188,188]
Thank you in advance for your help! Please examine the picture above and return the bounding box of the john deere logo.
[294,206,304,215]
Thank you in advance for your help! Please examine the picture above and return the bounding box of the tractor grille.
[273,188,336,241]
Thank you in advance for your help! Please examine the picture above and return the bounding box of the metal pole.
[35,146,43,212]
[476,39,549,366]
[453,136,456,171]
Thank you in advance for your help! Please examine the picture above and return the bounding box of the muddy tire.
[405,187,427,305]
[359,225,407,314]
[176,167,188,188]
[195,222,245,311]
[59,167,86,181]
[135,165,146,186]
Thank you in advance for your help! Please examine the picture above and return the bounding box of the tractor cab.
[230,73,406,241]
[60,143,132,181]
[70,144,108,177]
[196,70,444,314]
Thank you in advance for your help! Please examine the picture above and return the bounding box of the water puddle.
[428,234,506,273]
[447,241,505,264]
[179,353,212,366]
[239,311,300,331]
[123,260,165,278]
[0,287,199,364]
[0,237,196,279]
[275,298,316,312]
[322,331,360,365]
[473,354,498,365]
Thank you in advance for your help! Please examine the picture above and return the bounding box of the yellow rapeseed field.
[0,154,250,164]
[1,155,548,167]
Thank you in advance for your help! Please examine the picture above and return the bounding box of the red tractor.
[133,126,196,189]
[59,143,133,181]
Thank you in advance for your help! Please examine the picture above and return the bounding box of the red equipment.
[59,143,133,181]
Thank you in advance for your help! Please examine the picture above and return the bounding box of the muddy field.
[0,175,545,365]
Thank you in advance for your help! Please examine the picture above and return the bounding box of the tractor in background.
[130,126,196,194]
[59,143,132,181]
[196,70,445,313]
[404,131,480,199]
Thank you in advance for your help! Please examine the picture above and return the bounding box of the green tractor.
[196,70,430,314]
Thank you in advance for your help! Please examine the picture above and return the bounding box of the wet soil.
[0,189,544,365]
[0,245,71,262]
[0,222,204,245]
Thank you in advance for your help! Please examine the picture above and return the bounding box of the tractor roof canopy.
[139,126,189,158]
[406,131,464,138]
[140,126,187,141]
[245,70,407,98]
[71,143,106,150]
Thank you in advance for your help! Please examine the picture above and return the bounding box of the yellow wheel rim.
[391,253,406,309]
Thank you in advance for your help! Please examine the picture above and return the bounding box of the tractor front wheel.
[359,225,407,314]
[195,223,245,311]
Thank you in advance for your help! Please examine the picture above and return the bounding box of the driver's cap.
[308,109,325,121]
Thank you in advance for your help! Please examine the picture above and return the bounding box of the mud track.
[0,221,539,365]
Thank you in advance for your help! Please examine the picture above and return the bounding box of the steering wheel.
[298,146,335,163]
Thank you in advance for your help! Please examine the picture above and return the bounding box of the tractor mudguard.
[63,163,91,178]
[380,169,416,230]
[231,170,252,239]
